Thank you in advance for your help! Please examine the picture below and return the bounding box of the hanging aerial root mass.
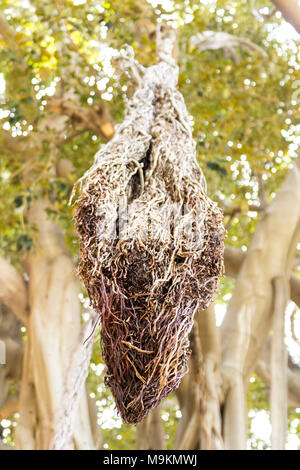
[72,26,224,424]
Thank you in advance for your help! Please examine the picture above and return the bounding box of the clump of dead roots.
[72,26,224,424]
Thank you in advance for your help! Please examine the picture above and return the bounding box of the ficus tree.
[0,0,299,450]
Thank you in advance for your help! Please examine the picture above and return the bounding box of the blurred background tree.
[0,0,299,450]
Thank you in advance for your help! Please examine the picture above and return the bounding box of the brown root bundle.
[72,26,224,424]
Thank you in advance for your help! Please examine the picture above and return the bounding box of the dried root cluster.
[73,29,224,424]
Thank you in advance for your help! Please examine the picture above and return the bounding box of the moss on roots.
[72,30,224,424]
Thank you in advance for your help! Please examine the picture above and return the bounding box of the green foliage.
[247,374,269,411]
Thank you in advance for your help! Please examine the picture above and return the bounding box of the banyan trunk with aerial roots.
[72,26,224,424]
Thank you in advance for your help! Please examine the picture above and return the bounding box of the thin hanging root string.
[83,313,101,345]
[72,24,224,424]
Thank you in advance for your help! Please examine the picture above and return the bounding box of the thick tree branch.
[270,276,288,449]
[0,130,28,154]
[0,257,28,324]
[272,0,300,34]
[190,31,267,63]
[47,97,114,140]
[223,204,262,217]
[174,322,204,450]
[256,341,300,409]
[224,245,246,277]
[196,305,223,449]
[224,245,300,309]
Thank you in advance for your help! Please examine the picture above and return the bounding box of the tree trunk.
[15,201,102,449]
[270,276,288,449]
[174,320,205,449]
